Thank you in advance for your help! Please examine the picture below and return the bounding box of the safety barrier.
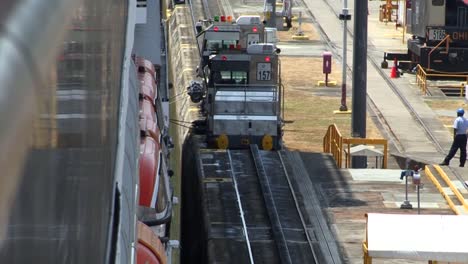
[323,124,344,168]
[415,65,428,94]
[323,124,388,169]
[415,65,468,96]
[424,165,468,215]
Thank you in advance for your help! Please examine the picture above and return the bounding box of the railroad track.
[226,145,320,263]
[301,0,467,186]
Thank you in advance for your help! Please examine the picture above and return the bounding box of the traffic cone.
[390,58,398,78]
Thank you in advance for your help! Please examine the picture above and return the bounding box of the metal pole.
[402,0,406,44]
[340,0,349,111]
[400,171,413,209]
[417,185,420,214]
[400,159,412,209]
[265,0,276,28]
[297,11,303,35]
[405,174,408,200]
[351,0,368,168]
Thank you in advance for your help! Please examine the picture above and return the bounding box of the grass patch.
[281,57,382,152]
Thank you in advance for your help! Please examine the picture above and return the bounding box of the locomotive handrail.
[427,34,451,71]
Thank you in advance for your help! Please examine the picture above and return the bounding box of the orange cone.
[390,58,398,78]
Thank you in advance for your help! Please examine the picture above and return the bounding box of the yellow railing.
[343,138,388,169]
[425,165,461,215]
[323,124,388,169]
[415,64,468,96]
[425,165,468,215]
[416,65,428,95]
[323,124,344,168]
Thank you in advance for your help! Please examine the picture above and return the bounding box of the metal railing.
[424,165,468,215]
[213,84,280,115]
[416,64,468,96]
[323,124,344,168]
[323,124,388,169]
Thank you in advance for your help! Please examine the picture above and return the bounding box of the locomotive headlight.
[262,134,273,151]
[216,134,229,149]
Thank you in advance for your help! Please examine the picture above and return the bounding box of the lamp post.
[339,0,351,111]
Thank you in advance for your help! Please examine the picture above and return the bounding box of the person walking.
[440,108,468,167]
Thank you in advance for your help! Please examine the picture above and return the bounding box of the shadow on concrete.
[298,151,368,208]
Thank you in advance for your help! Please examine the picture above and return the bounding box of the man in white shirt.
[440,108,468,167]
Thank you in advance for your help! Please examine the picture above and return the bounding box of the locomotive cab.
[196,16,265,72]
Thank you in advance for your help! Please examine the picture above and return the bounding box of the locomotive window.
[206,40,222,51]
[432,0,444,6]
[215,71,247,84]
[232,71,247,84]
[206,40,238,51]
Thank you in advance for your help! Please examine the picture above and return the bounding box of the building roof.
[365,213,468,262]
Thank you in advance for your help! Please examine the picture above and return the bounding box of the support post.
[417,184,421,214]
[351,0,367,168]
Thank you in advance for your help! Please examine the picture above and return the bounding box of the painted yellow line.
[333,110,352,114]
[317,80,337,86]
[181,67,194,73]
[179,44,195,49]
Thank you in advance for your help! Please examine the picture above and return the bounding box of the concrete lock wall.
[167,6,199,146]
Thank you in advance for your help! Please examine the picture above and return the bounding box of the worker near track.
[440,108,468,167]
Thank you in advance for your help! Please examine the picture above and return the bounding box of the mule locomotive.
[383,0,468,72]
[188,16,283,150]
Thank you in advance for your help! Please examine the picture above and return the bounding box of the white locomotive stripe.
[215,91,276,101]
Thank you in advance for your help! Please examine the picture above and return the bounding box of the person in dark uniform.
[440,108,468,167]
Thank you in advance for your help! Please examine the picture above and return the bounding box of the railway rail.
[222,146,322,263]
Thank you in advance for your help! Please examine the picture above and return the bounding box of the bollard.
[413,166,421,214]
[323,52,332,86]
[400,159,413,209]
